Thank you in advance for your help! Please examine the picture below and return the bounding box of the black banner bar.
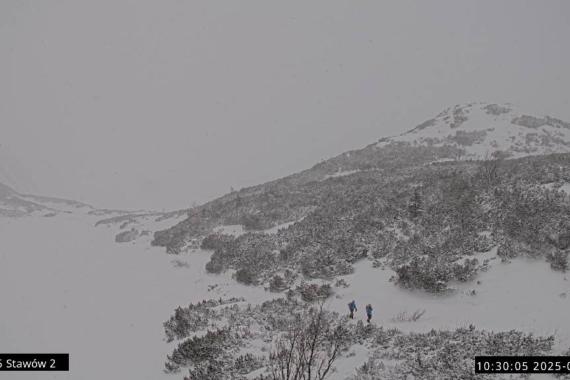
[476,356,570,374]
[0,353,69,371]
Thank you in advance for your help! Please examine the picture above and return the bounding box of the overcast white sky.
[1,0,570,210]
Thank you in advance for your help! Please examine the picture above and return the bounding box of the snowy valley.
[1,103,570,380]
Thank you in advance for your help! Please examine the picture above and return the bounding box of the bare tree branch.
[268,305,347,380]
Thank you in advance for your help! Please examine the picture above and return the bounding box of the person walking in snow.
[348,300,357,319]
[365,304,373,323]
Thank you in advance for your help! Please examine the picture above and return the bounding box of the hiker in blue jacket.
[348,300,357,319]
[365,304,373,323]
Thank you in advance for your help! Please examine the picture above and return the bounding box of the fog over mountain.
[2,2,570,379]
[2,99,569,379]
[2,1,570,210]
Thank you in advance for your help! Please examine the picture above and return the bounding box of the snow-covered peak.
[378,102,570,159]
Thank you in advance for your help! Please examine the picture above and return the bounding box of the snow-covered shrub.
[152,208,222,254]
[114,228,138,243]
[235,268,256,285]
[183,359,227,380]
[351,327,555,380]
[200,233,234,250]
[375,327,402,347]
[165,328,234,373]
[392,309,426,323]
[268,306,350,380]
[392,328,554,378]
[233,353,264,375]
[512,115,547,128]
[353,319,376,342]
[300,249,354,279]
[370,231,397,259]
[497,238,518,261]
[171,259,189,268]
[205,232,278,283]
[297,283,333,303]
[164,298,244,342]
[240,213,266,231]
[560,232,570,250]
[352,358,388,380]
[407,187,423,219]
[452,258,479,282]
[484,103,511,115]
[269,274,287,292]
[449,105,468,129]
[205,256,224,274]
[334,278,349,288]
[472,233,495,252]
[185,354,261,380]
[547,249,569,272]
[547,230,570,250]
[164,306,212,342]
[495,184,568,251]
[450,129,488,147]
[395,256,452,292]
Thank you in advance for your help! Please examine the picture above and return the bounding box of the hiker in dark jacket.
[365,304,373,323]
[348,300,357,319]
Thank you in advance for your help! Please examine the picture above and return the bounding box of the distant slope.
[0,182,87,217]
[0,179,189,245]
[0,181,130,218]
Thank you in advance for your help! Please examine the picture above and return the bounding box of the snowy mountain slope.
[378,102,570,160]
[2,102,570,379]
[2,215,568,380]
[144,103,570,378]
[228,102,570,191]
[152,101,570,258]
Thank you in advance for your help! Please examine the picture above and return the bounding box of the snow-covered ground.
[0,214,271,380]
[213,224,245,236]
[326,253,570,379]
[324,169,361,180]
[331,255,570,344]
[1,215,569,379]
[213,220,300,236]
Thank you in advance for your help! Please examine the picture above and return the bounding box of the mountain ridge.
[151,102,570,257]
